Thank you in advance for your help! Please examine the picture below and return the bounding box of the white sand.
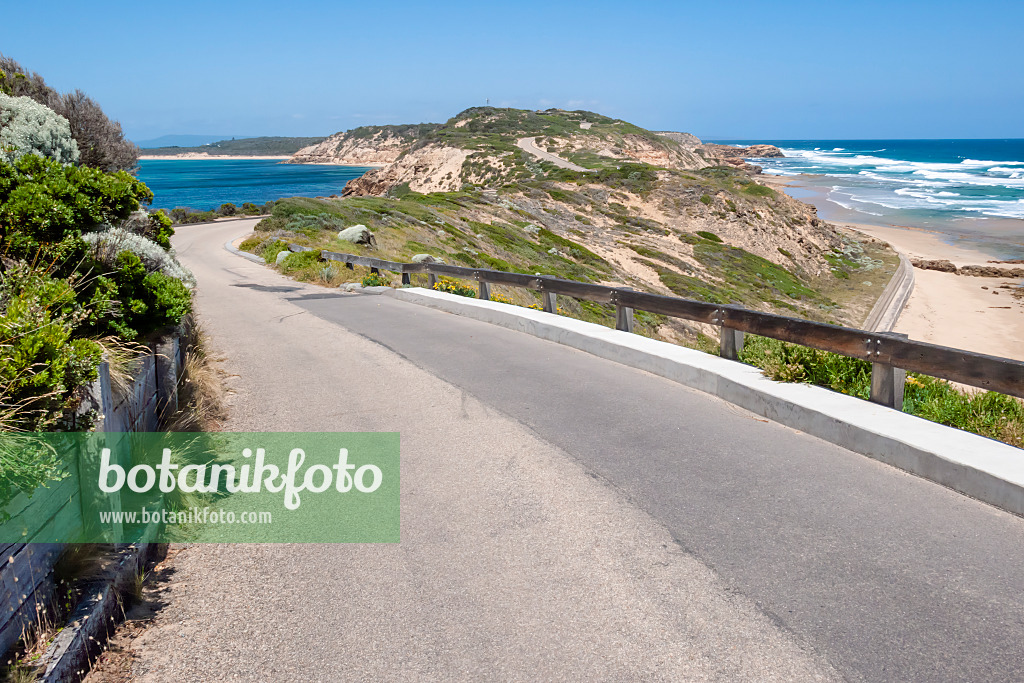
[843,222,1024,360]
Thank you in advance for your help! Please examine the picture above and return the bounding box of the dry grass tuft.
[160,316,227,433]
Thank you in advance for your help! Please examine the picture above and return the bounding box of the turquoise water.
[136,159,373,211]
[715,139,1024,221]
[714,139,1024,258]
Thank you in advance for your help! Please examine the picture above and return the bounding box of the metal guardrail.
[288,244,1024,408]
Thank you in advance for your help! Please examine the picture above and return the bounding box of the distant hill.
[260,106,882,330]
[135,134,253,149]
[141,136,327,157]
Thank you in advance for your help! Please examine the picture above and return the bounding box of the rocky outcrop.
[654,131,703,150]
[703,143,785,159]
[911,259,958,273]
[961,265,1024,278]
[690,144,782,173]
[343,145,472,196]
[289,124,438,165]
[911,258,1024,277]
[551,133,709,172]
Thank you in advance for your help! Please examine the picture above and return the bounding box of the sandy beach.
[138,153,291,160]
[760,173,1024,359]
[807,217,1022,364]
[843,222,1024,360]
[138,153,386,167]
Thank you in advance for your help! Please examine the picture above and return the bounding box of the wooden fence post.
[614,289,634,333]
[869,333,907,410]
[154,337,179,417]
[542,291,557,314]
[720,328,744,360]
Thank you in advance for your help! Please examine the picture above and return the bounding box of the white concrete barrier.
[387,287,1024,517]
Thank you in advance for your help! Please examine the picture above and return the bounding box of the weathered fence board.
[0,333,182,659]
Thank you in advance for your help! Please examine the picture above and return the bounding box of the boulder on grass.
[411,254,445,265]
[337,224,375,246]
[275,250,291,265]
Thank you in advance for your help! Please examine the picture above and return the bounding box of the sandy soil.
[844,221,1024,360]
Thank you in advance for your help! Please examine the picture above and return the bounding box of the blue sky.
[3,0,1021,141]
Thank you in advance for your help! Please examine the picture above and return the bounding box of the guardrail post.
[869,333,907,410]
[401,272,411,286]
[542,291,557,314]
[719,327,744,360]
[478,281,491,300]
[427,273,438,289]
[614,289,634,333]
[370,267,380,275]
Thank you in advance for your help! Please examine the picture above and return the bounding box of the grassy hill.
[142,136,326,156]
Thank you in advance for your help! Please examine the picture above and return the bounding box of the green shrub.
[278,250,320,274]
[743,184,776,198]
[739,335,1024,447]
[0,265,102,431]
[261,240,290,264]
[699,194,712,205]
[0,154,153,257]
[98,251,192,339]
[696,231,722,243]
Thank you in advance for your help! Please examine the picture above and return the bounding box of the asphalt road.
[135,219,1024,682]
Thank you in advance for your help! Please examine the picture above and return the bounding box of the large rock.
[911,258,958,273]
[411,254,445,265]
[337,225,375,246]
[961,264,1024,278]
[275,250,291,265]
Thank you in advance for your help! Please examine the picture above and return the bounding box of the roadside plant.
[0,154,153,258]
[82,226,195,288]
[0,263,103,431]
[739,335,1024,447]
[432,278,476,297]
[361,272,390,287]
[0,93,79,165]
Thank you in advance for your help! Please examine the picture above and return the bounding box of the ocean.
[714,139,1024,259]
[136,159,373,211]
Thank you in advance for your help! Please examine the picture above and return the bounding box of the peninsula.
[245,106,897,342]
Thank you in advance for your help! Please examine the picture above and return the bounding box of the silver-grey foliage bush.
[82,226,196,288]
[0,92,79,164]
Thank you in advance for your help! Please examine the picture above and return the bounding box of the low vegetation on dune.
[255,105,1022,447]
[242,161,893,342]
[142,136,327,157]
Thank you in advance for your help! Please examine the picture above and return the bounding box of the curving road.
[127,219,1024,682]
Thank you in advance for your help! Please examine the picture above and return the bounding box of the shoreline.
[139,154,291,161]
[139,153,387,168]
[761,174,1024,361]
